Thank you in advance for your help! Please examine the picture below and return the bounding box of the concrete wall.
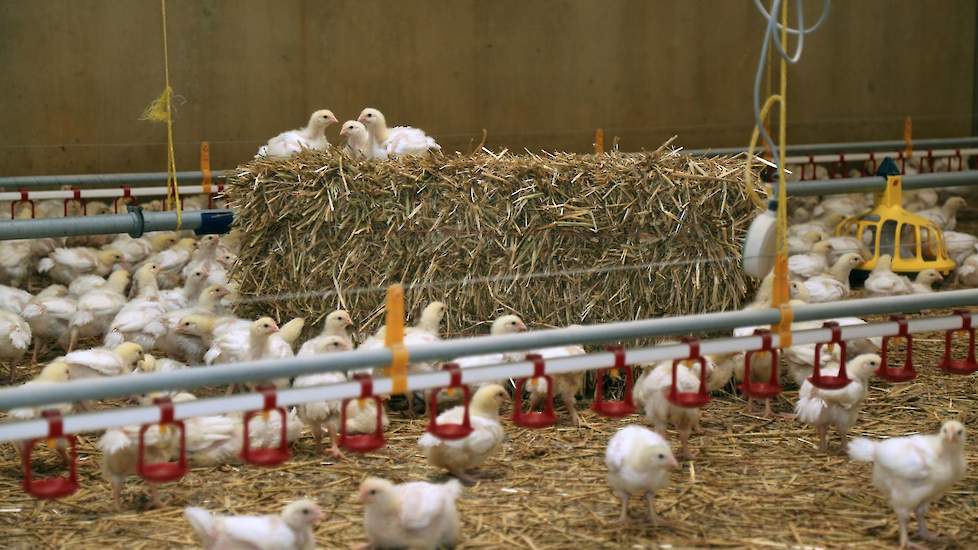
[0,0,974,175]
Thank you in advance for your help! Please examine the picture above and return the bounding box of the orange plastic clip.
[903,116,913,157]
[200,142,212,195]
[384,285,409,395]
[776,303,794,348]
[594,128,605,154]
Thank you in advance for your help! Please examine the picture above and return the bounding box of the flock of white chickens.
[0,151,973,549]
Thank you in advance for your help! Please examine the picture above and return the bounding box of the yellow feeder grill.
[836,160,954,288]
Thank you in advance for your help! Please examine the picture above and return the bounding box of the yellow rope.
[140,0,181,228]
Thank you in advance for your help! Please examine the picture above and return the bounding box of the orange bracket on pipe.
[200,141,212,195]
[384,284,409,395]
[594,128,605,155]
[903,116,913,157]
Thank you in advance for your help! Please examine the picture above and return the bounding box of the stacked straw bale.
[225,142,764,334]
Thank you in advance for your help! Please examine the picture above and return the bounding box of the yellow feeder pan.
[835,160,954,288]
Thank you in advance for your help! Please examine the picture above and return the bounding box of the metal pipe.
[0,170,229,189]
[685,137,978,157]
[0,290,974,412]
[0,313,963,443]
[0,184,221,202]
[0,209,234,241]
[785,170,978,197]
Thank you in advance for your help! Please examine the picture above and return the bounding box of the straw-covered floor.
[0,326,974,550]
[225,144,763,333]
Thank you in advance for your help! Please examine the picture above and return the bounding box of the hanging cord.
[139,0,182,228]
[745,0,831,347]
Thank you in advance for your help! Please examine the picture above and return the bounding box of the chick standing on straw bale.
[340,120,371,160]
[256,109,338,159]
[794,353,881,453]
[358,107,442,158]
[849,421,967,550]
[357,477,462,550]
[418,384,508,485]
[184,499,323,550]
[605,425,679,524]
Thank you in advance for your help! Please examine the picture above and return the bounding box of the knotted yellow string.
[140,0,181,228]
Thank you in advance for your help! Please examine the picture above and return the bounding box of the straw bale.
[224,144,764,333]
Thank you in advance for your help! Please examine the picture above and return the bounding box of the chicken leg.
[558,389,580,427]
[915,503,944,542]
[616,491,629,522]
[897,509,928,550]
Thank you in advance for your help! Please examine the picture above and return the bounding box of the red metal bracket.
[877,315,916,382]
[808,321,851,389]
[137,397,188,482]
[241,384,291,466]
[512,354,557,428]
[667,337,711,408]
[426,363,474,439]
[22,410,79,500]
[740,329,783,398]
[338,374,386,453]
[938,310,978,375]
[591,346,637,417]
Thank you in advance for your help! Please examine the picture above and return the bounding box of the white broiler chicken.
[848,420,967,550]
[955,253,978,287]
[789,213,846,238]
[0,284,33,315]
[38,246,124,284]
[450,314,528,393]
[865,255,913,297]
[909,269,944,294]
[823,236,871,263]
[605,425,679,523]
[418,384,508,484]
[62,342,144,381]
[787,231,825,255]
[304,309,355,349]
[231,406,304,460]
[521,334,586,427]
[138,353,188,374]
[110,232,178,264]
[177,314,251,365]
[104,263,167,350]
[258,109,337,158]
[358,108,442,158]
[940,230,978,264]
[68,273,109,297]
[0,309,31,383]
[340,120,371,159]
[916,197,966,231]
[181,234,224,283]
[903,188,940,212]
[21,286,76,362]
[143,238,197,289]
[97,421,179,509]
[158,265,210,312]
[244,317,303,391]
[184,499,323,550]
[632,354,725,459]
[136,391,238,467]
[358,477,461,550]
[68,269,130,350]
[0,241,33,287]
[794,353,881,453]
[802,252,863,303]
[157,285,231,364]
[294,336,355,458]
[812,194,868,219]
[788,241,833,280]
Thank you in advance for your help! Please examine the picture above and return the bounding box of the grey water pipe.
[1,288,974,412]
[0,208,234,241]
[783,170,978,197]
[685,137,978,157]
[0,170,229,189]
